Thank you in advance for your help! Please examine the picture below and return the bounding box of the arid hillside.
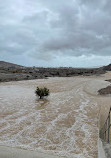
[0,61,106,82]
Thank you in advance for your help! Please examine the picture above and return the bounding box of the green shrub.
[35,87,50,99]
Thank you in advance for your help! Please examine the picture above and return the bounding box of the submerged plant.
[35,87,50,99]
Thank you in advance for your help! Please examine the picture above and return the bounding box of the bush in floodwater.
[35,87,50,99]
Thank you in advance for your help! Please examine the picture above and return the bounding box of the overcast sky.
[0,0,111,67]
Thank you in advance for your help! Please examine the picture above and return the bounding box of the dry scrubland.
[0,72,111,158]
[0,61,105,82]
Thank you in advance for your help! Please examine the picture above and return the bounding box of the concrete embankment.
[0,145,64,158]
[98,139,106,158]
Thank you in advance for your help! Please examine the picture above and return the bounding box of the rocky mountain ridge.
[0,61,107,82]
[102,63,111,71]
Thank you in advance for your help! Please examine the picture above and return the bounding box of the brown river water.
[0,75,111,158]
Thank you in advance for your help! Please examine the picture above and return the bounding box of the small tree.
[35,87,50,99]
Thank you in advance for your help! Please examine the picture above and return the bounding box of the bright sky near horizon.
[0,0,111,67]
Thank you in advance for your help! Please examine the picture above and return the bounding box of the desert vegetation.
[35,87,50,99]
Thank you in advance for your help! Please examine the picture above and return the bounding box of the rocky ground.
[98,79,111,95]
[0,61,105,82]
[98,85,111,95]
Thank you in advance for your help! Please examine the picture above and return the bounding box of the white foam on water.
[0,79,99,158]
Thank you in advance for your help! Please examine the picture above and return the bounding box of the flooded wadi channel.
[0,75,111,158]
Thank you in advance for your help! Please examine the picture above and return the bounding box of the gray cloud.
[0,0,111,66]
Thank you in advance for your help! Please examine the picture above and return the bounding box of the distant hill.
[102,64,111,71]
[0,60,106,82]
[0,61,24,69]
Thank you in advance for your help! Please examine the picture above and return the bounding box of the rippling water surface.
[0,77,99,158]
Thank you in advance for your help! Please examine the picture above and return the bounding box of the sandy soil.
[0,72,111,158]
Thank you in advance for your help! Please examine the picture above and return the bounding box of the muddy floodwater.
[0,75,111,158]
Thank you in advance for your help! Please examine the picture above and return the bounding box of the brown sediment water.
[0,73,111,158]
